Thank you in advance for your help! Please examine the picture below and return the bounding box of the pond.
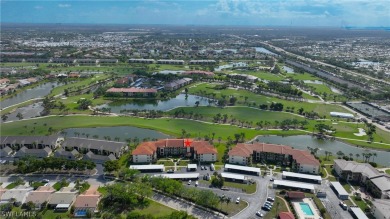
[63,126,171,142]
[5,102,43,122]
[215,62,248,71]
[282,66,295,73]
[254,47,278,56]
[159,70,185,75]
[1,82,58,109]
[97,94,213,113]
[255,135,390,166]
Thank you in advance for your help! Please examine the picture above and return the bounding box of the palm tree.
[372,152,377,162]
[356,154,360,161]
[349,153,353,160]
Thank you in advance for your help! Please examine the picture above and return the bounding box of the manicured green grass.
[225,70,284,81]
[31,182,45,189]
[53,181,69,191]
[188,83,350,117]
[50,74,112,96]
[340,181,352,193]
[132,199,177,218]
[263,196,289,219]
[352,196,369,211]
[167,106,306,124]
[218,200,248,216]
[42,210,71,219]
[306,83,335,95]
[223,181,257,194]
[178,160,189,166]
[5,182,21,189]
[157,160,175,166]
[386,169,390,174]
[0,115,305,141]
[287,73,319,81]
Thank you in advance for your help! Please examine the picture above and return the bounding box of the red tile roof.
[73,186,101,208]
[107,87,157,93]
[192,141,217,154]
[183,71,214,76]
[279,212,295,219]
[286,191,305,199]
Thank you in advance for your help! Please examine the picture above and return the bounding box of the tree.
[77,99,92,110]
[336,151,344,158]
[298,107,304,115]
[1,114,8,122]
[16,112,23,120]
[103,160,120,173]
[195,101,200,107]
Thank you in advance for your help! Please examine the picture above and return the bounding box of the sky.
[1,0,389,27]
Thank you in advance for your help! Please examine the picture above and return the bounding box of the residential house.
[0,135,62,150]
[371,199,390,219]
[76,59,97,65]
[164,78,192,91]
[83,151,117,164]
[189,60,216,65]
[333,159,390,199]
[0,78,10,85]
[48,187,77,211]
[0,186,33,205]
[0,146,13,157]
[157,59,185,65]
[15,147,52,159]
[106,87,157,97]
[51,58,76,64]
[54,148,81,160]
[228,143,320,174]
[132,139,217,163]
[182,71,214,77]
[98,59,118,64]
[73,186,101,216]
[128,58,155,64]
[61,137,127,158]
[25,186,56,210]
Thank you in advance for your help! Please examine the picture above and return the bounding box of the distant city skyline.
[1,0,389,27]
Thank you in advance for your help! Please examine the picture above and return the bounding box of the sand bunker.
[354,128,366,136]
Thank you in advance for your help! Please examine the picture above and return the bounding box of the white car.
[188,180,192,185]
[267,197,275,202]
[256,211,264,217]
[195,181,199,187]
[236,197,240,204]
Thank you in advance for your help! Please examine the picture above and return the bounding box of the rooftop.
[273,180,315,191]
[225,164,261,173]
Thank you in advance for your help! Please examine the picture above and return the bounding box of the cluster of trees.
[267,82,303,97]
[77,98,92,110]
[125,211,196,219]
[14,156,95,174]
[211,172,225,188]
[146,176,220,210]
[364,123,376,142]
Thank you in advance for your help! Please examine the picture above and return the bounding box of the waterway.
[215,62,248,71]
[0,82,58,109]
[254,47,278,56]
[63,126,171,142]
[255,135,390,166]
[283,66,295,73]
[97,94,213,113]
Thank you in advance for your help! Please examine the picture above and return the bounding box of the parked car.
[200,166,204,170]
[265,201,273,206]
[262,206,271,211]
[236,197,240,204]
[167,169,174,173]
[195,181,198,187]
[267,197,275,202]
[41,179,49,183]
[188,180,192,185]
[339,201,348,210]
[256,211,264,217]
[270,178,274,181]
[221,186,229,191]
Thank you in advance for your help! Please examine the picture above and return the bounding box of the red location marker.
[184,139,192,147]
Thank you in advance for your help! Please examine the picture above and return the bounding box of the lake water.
[0,82,57,109]
[63,126,170,142]
[97,94,213,112]
[330,86,343,94]
[255,135,390,166]
[283,66,295,73]
[254,47,278,56]
[159,70,185,75]
[215,62,248,71]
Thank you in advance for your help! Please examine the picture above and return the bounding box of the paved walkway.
[276,195,291,212]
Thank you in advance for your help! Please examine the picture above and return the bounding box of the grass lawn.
[306,83,336,95]
[5,182,22,189]
[352,196,369,211]
[178,160,189,166]
[340,181,352,193]
[223,181,257,194]
[132,199,177,218]
[218,200,248,216]
[53,181,70,191]
[31,182,45,189]
[157,160,175,166]
[225,70,284,81]
[287,73,319,81]
[386,169,390,174]
[188,83,350,118]
[42,210,71,219]
[263,196,289,219]
[50,74,112,96]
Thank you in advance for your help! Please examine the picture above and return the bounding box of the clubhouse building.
[132,139,218,163]
[228,143,320,174]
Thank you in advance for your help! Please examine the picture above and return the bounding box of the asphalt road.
[321,180,353,219]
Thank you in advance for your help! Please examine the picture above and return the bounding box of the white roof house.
[282,171,322,183]
[330,181,349,199]
[273,180,315,193]
[224,164,261,175]
[130,165,164,171]
[220,172,248,182]
[349,206,369,219]
[153,173,199,179]
[330,112,355,119]
[187,164,197,169]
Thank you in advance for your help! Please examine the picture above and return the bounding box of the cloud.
[58,4,71,8]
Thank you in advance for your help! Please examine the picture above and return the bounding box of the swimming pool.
[299,202,314,216]
[75,210,87,217]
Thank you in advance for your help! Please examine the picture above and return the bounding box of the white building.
[371,199,390,219]
[330,112,355,119]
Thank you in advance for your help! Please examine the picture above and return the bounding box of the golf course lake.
[63,126,171,141]
[256,135,390,166]
[97,94,213,112]
[1,82,58,109]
